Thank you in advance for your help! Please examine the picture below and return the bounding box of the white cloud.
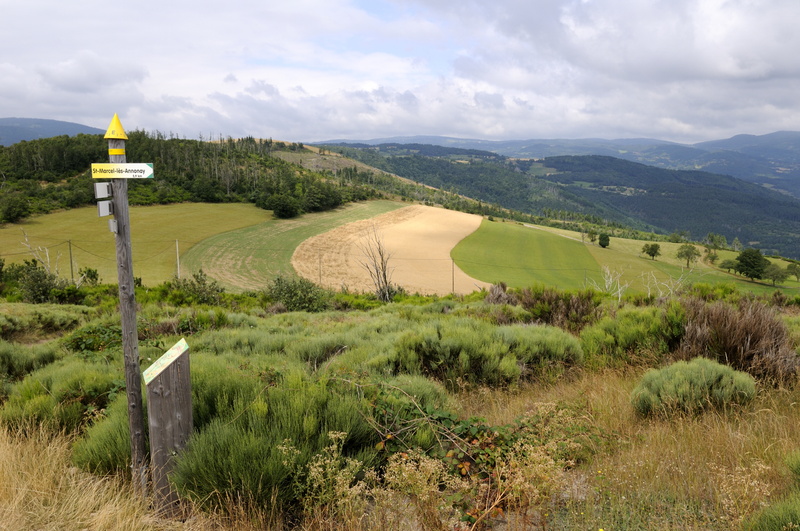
[1,0,800,142]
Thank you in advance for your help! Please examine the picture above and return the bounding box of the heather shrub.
[678,297,800,381]
[631,357,756,417]
[191,328,290,357]
[495,324,584,380]
[0,304,87,340]
[170,376,379,513]
[516,284,601,331]
[744,491,800,531]
[0,340,59,382]
[266,275,331,312]
[580,305,683,367]
[389,318,583,389]
[0,358,123,432]
[285,334,350,370]
[71,395,134,474]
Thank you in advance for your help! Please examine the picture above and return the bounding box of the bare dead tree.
[20,230,60,275]
[589,265,629,303]
[641,270,693,298]
[358,225,396,302]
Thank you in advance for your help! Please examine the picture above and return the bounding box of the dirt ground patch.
[292,205,491,295]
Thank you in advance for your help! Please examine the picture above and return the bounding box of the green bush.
[266,275,331,312]
[72,395,136,474]
[166,270,225,306]
[389,318,583,390]
[0,304,88,340]
[744,491,800,531]
[0,340,59,382]
[630,357,756,417]
[580,305,684,367]
[170,376,379,513]
[63,323,122,354]
[0,358,123,432]
[20,264,68,303]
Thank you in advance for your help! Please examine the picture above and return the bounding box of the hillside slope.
[0,118,103,146]
[321,144,800,258]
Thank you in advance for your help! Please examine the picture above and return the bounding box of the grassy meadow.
[3,292,800,529]
[3,199,796,297]
[0,203,269,287]
[454,219,799,296]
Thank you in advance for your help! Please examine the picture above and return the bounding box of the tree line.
[0,132,381,223]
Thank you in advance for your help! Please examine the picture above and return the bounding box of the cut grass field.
[453,220,602,290]
[2,200,797,296]
[0,204,269,287]
[181,200,405,291]
[453,220,799,295]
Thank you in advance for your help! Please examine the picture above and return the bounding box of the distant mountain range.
[0,118,103,146]
[320,131,800,197]
[6,118,800,197]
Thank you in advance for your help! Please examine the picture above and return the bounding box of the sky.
[2,0,799,144]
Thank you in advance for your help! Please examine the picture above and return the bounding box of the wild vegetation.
[5,131,800,529]
[3,252,800,529]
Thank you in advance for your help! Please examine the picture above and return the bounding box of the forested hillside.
[336,131,800,197]
[323,143,800,258]
[0,132,556,230]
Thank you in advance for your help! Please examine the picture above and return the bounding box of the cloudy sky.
[2,0,799,143]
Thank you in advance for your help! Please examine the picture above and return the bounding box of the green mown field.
[0,203,269,286]
[2,200,796,295]
[453,220,798,295]
[452,220,601,289]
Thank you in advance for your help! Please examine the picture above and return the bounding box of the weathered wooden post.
[91,114,153,495]
[143,338,192,516]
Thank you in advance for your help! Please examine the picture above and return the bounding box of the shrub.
[266,275,331,312]
[167,269,224,306]
[744,491,800,531]
[0,304,87,341]
[678,297,800,381]
[170,377,379,513]
[63,323,122,354]
[630,357,756,417]
[17,262,68,303]
[0,340,59,382]
[580,305,683,367]
[0,358,124,432]
[516,285,601,331]
[71,395,135,474]
[390,318,583,390]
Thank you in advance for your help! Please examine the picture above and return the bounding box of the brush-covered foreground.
[3,280,800,530]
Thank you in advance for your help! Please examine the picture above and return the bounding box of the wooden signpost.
[143,338,192,515]
[93,114,191,513]
[92,114,148,494]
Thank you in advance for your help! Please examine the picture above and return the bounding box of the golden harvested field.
[292,205,491,295]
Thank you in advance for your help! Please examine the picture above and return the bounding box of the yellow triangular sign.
[104,113,128,140]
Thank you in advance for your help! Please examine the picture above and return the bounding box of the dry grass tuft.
[0,425,268,530]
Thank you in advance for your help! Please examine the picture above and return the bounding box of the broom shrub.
[630,357,756,417]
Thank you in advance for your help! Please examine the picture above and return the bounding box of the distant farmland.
[1,200,795,295]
